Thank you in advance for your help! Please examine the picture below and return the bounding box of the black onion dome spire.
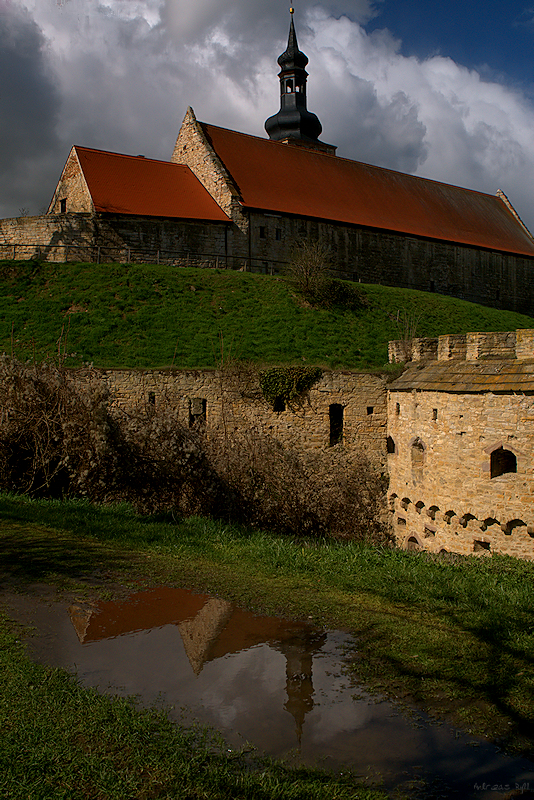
[265,8,323,144]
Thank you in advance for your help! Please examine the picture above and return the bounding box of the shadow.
[0,525,131,585]
[344,586,534,759]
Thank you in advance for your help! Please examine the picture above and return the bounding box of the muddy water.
[4,585,534,799]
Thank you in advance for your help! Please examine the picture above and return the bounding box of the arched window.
[189,397,207,428]
[490,447,517,478]
[411,438,425,484]
[386,436,396,454]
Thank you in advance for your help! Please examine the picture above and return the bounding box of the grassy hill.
[2,260,534,370]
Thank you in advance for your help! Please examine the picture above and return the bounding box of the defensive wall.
[88,367,387,464]
[387,329,534,559]
[79,330,534,560]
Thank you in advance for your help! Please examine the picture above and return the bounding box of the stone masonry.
[92,367,387,464]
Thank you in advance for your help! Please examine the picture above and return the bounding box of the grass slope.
[2,260,534,369]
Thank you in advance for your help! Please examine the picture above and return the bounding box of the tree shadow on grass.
[0,493,171,545]
[0,525,132,586]
[346,604,534,761]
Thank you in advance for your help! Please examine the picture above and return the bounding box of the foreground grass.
[1,494,534,776]
[1,261,534,369]
[1,617,382,800]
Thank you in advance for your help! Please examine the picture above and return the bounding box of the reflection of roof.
[68,587,321,671]
[390,359,534,392]
[69,587,210,642]
[68,586,324,741]
[200,123,534,257]
[75,147,230,221]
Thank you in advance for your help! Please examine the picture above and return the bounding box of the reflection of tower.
[277,629,327,746]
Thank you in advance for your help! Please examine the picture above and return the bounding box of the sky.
[1,0,534,233]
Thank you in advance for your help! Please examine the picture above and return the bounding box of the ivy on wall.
[259,366,323,410]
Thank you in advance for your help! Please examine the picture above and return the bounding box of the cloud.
[2,0,534,233]
[0,3,61,216]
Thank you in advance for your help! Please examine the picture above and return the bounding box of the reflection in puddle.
[14,586,534,798]
[68,587,327,746]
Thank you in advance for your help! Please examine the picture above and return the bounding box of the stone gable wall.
[48,149,92,215]
[171,109,248,233]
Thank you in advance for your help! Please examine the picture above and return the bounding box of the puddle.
[3,585,534,798]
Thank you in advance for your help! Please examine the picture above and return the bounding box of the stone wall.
[0,214,97,262]
[0,213,229,266]
[89,367,387,463]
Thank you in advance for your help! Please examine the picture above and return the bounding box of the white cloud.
[2,0,534,232]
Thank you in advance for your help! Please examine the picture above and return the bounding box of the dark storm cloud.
[0,4,61,216]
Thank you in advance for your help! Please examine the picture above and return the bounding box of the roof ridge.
[74,146,182,167]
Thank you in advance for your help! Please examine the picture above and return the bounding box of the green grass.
[2,260,533,369]
[1,493,534,763]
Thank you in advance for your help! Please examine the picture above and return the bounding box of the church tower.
[265,8,336,155]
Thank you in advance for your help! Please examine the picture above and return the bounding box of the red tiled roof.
[201,123,534,257]
[75,146,230,222]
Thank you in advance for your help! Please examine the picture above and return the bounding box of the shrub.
[259,366,322,410]
[0,358,222,515]
[205,427,388,543]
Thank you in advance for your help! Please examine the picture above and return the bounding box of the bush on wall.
[259,366,323,410]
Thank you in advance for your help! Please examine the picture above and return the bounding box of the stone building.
[387,330,534,559]
[1,10,534,311]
